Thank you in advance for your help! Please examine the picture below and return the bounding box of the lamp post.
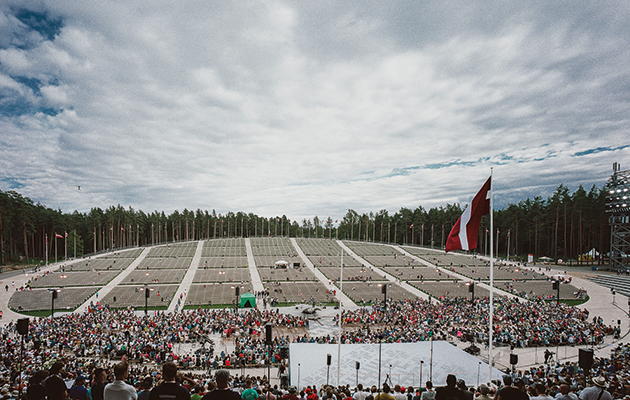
[50,289,59,318]
[381,284,387,310]
[420,360,423,387]
[552,280,560,306]
[145,284,150,316]
[468,282,475,300]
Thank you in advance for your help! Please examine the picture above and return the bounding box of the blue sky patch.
[15,9,63,42]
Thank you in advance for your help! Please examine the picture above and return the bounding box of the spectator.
[201,370,240,400]
[420,383,434,400]
[579,377,612,400]
[103,362,137,400]
[70,376,88,400]
[149,363,190,400]
[45,361,68,400]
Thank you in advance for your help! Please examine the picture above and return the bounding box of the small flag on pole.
[55,233,63,238]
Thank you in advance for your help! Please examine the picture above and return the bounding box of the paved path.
[289,238,357,309]
[167,241,203,313]
[245,238,265,308]
[75,247,151,313]
[337,241,432,301]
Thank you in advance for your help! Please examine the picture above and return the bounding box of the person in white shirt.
[103,362,138,400]
[353,384,368,400]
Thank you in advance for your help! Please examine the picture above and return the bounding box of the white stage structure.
[288,341,503,389]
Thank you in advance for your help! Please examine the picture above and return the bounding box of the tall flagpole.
[337,248,343,385]
[488,167,494,381]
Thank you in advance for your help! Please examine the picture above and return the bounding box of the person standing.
[201,370,240,400]
[137,378,153,400]
[45,362,68,400]
[103,362,137,400]
[91,368,107,400]
[435,375,465,400]
[69,376,88,400]
[420,383,434,400]
[579,377,612,400]
[149,363,190,400]
[241,380,258,400]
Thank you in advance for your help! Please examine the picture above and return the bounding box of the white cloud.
[1,1,629,220]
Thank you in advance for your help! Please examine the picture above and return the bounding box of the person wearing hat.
[70,376,88,400]
[282,387,299,400]
[137,377,153,400]
[201,370,240,400]
[579,377,612,400]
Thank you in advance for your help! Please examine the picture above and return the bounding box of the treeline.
[0,183,609,265]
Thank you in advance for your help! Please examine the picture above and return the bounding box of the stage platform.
[288,341,504,388]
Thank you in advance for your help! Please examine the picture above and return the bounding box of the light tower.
[606,162,630,271]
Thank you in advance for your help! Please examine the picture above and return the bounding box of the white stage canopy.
[288,341,504,389]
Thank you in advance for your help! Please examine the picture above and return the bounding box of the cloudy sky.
[1,1,629,221]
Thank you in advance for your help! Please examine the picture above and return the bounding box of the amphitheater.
[1,237,628,386]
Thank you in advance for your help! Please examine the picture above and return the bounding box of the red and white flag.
[445,176,491,252]
[410,223,414,229]
[65,232,68,238]
[55,233,63,238]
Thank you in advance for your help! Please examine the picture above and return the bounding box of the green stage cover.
[239,292,256,308]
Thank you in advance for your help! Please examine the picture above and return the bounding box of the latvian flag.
[445,176,491,252]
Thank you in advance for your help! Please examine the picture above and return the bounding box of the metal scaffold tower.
[607,162,630,271]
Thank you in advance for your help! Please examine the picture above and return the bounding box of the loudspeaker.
[33,339,40,350]
[468,283,474,292]
[510,354,518,365]
[381,285,387,295]
[17,318,29,335]
[327,354,332,365]
[552,281,559,290]
[145,288,150,298]
[579,349,593,370]
[266,324,272,344]
[235,286,240,296]
[52,290,58,300]
[356,361,360,370]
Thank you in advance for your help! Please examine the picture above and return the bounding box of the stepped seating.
[9,287,98,312]
[193,268,252,283]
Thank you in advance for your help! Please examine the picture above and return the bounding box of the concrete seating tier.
[147,243,197,258]
[29,270,120,288]
[447,265,548,281]
[415,253,488,267]
[295,238,343,257]
[343,242,399,256]
[492,280,581,300]
[8,287,98,312]
[193,268,252,283]
[262,282,336,304]
[362,255,418,267]
[202,238,247,257]
[106,248,144,258]
[309,255,363,267]
[588,275,630,297]
[335,281,420,304]
[257,266,318,282]
[185,283,254,306]
[380,266,449,280]
[101,284,179,308]
[250,238,297,257]
[135,257,193,269]
[400,246,445,257]
[412,281,506,300]
[204,238,246,247]
[318,266,387,282]
[254,255,303,267]
[198,257,248,268]
[63,258,133,271]
[121,270,184,284]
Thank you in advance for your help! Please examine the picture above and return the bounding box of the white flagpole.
[45,234,48,266]
[489,168,494,381]
[337,248,343,385]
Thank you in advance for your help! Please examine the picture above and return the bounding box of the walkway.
[244,238,265,308]
[167,240,203,313]
[337,241,432,301]
[289,238,357,309]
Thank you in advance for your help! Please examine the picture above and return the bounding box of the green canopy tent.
[239,292,256,308]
